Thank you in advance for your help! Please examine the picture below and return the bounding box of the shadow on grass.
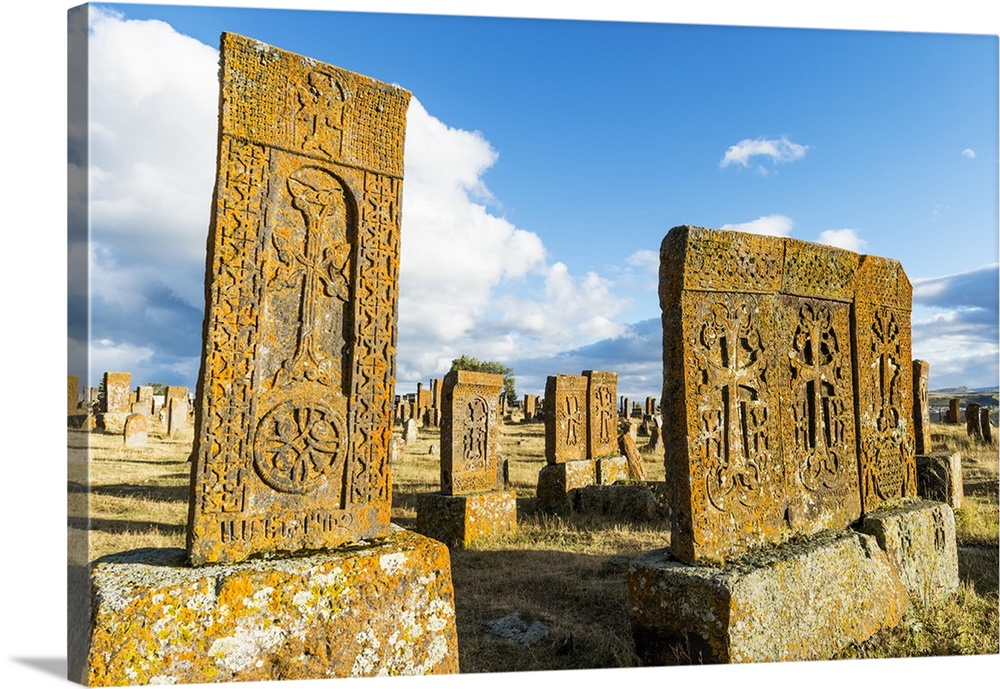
[67,516,186,536]
[67,480,189,503]
[448,546,641,674]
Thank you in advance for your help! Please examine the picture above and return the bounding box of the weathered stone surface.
[403,418,419,444]
[522,394,538,422]
[626,530,909,665]
[947,398,960,424]
[856,500,959,606]
[577,483,669,521]
[167,397,189,438]
[98,412,129,435]
[584,370,618,459]
[187,33,411,565]
[966,402,983,441]
[440,370,503,495]
[597,455,629,485]
[660,226,914,564]
[415,490,517,548]
[915,453,964,509]
[544,374,588,464]
[102,372,132,414]
[981,407,994,444]
[912,360,931,455]
[536,459,597,512]
[83,525,458,685]
[68,375,80,415]
[123,413,148,448]
[619,433,648,481]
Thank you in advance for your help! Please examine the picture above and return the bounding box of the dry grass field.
[67,415,998,674]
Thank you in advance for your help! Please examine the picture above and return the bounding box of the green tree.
[450,355,516,405]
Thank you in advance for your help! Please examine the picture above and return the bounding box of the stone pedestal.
[415,490,517,548]
[626,500,959,665]
[535,456,628,513]
[81,525,459,685]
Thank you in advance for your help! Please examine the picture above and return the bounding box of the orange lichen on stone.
[187,33,411,565]
[415,490,518,548]
[627,529,910,664]
[659,226,916,565]
[84,525,459,685]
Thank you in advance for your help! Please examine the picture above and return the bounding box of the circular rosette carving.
[253,401,348,494]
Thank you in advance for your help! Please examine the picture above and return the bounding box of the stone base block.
[916,454,964,509]
[536,459,597,512]
[81,525,459,685]
[415,490,517,548]
[97,412,129,434]
[626,530,909,665]
[576,482,669,521]
[856,499,959,606]
[597,455,628,484]
[68,414,96,430]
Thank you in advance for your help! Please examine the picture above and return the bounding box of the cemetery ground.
[68,419,999,674]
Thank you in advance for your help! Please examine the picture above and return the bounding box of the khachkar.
[80,34,459,685]
[536,370,629,511]
[626,226,956,665]
[415,370,517,547]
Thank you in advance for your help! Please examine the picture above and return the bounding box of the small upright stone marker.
[417,370,516,547]
[99,371,132,433]
[948,398,960,424]
[966,402,983,441]
[167,397,188,438]
[123,413,147,448]
[980,407,993,444]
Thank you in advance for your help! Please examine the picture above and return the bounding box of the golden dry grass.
[69,415,998,672]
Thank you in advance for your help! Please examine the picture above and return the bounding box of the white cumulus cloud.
[816,228,867,252]
[721,215,795,236]
[720,135,808,169]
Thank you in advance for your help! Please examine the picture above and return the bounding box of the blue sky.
[67,1,999,401]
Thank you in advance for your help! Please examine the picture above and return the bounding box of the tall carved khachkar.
[187,32,410,564]
[627,225,954,665]
[912,359,931,455]
[659,226,916,564]
[416,370,516,547]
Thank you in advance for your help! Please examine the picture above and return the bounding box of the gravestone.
[136,385,155,414]
[584,370,618,459]
[417,370,516,547]
[123,413,147,448]
[167,397,189,438]
[966,402,983,441]
[912,360,931,455]
[430,377,441,409]
[99,371,132,433]
[980,407,993,444]
[185,31,413,566]
[627,225,950,664]
[537,370,628,512]
[82,34,458,685]
[948,398,960,424]
[523,394,538,422]
[403,418,419,444]
[620,396,631,419]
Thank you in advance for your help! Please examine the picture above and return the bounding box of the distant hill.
[931,386,972,394]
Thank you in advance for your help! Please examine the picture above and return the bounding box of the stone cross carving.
[186,33,410,565]
[660,226,912,564]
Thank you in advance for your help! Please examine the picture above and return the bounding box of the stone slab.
[626,529,909,665]
[97,412,129,435]
[440,370,504,495]
[535,459,598,512]
[915,453,964,509]
[856,499,959,606]
[597,455,629,484]
[415,490,517,548]
[576,483,669,521]
[82,525,458,685]
[584,370,619,459]
[187,33,411,565]
[544,375,588,463]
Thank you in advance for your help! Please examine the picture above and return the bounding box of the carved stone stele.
[187,33,411,565]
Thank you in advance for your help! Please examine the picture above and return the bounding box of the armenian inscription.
[440,370,504,495]
[660,226,914,564]
[187,33,411,565]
